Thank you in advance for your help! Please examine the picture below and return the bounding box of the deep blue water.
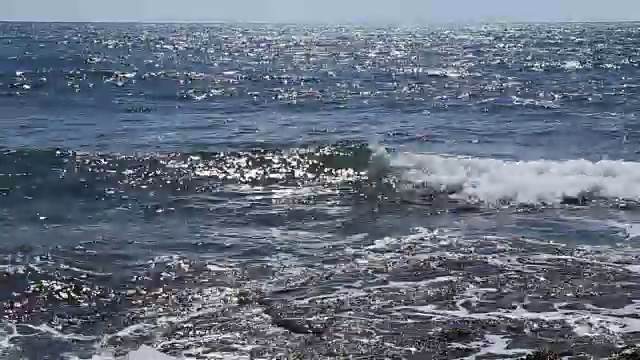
[1,21,640,359]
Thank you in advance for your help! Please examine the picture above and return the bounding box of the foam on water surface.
[3,222,640,359]
[391,152,640,204]
[64,346,182,360]
[462,335,529,359]
[123,346,180,360]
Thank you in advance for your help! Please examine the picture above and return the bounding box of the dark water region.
[1,21,640,359]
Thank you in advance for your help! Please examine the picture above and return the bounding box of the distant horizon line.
[1,18,640,26]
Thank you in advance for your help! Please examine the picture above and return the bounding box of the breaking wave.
[3,144,640,210]
[388,151,640,206]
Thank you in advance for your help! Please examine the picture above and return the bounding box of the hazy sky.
[4,0,640,23]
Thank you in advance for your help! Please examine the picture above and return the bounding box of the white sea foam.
[124,346,183,360]
[65,346,183,360]
[462,335,529,359]
[400,297,640,338]
[389,151,640,204]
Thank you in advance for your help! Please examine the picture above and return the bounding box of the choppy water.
[2,21,640,359]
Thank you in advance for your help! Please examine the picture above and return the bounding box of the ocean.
[1,21,640,359]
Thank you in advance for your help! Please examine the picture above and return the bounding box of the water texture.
[1,21,640,359]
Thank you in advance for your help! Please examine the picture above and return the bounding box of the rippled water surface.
[2,22,640,359]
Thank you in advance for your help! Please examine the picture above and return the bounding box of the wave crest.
[390,152,640,205]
